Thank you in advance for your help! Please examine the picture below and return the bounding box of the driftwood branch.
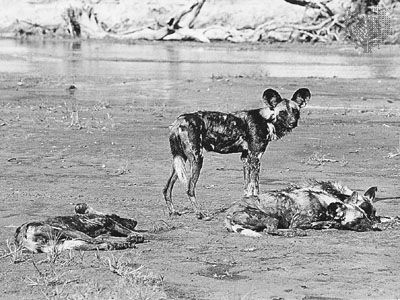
[188,0,206,28]
[284,0,321,9]
[168,0,205,29]
[20,20,55,30]
[284,0,334,16]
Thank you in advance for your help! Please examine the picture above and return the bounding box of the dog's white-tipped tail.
[225,217,262,238]
[173,156,188,185]
[233,225,262,238]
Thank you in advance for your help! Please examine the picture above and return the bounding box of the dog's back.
[170,111,250,154]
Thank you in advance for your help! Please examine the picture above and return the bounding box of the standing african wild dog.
[163,88,311,219]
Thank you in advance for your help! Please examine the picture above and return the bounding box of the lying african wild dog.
[163,88,311,219]
[15,203,144,253]
[225,181,379,237]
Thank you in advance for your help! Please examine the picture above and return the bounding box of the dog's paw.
[266,229,307,237]
[127,234,145,244]
[169,211,182,217]
[202,215,213,221]
[196,212,212,221]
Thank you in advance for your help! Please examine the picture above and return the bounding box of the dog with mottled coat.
[163,88,311,219]
[15,203,144,253]
[225,181,379,237]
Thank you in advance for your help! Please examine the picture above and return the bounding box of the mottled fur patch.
[226,180,379,237]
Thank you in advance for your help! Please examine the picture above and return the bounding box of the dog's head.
[344,186,378,221]
[262,88,311,132]
[327,187,378,231]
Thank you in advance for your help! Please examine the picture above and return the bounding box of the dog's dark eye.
[293,109,300,119]
[279,110,288,117]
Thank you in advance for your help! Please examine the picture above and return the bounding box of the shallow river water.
[0,39,399,80]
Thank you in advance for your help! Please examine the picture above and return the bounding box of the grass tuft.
[387,136,400,158]
[95,252,167,300]
[0,239,25,263]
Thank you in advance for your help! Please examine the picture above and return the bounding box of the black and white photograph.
[0,0,399,299]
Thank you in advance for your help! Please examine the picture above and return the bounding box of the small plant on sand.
[25,260,73,300]
[388,136,400,158]
[0,239,24,263]
[69,110,80,127]
[44,230,63,264]
[25,249,91,299]
[115,162,130,175]
[304,151,350,167]
[26,260,67,287]
[149,220,177,233]
[95,251,167,300]
[304,151,339,166]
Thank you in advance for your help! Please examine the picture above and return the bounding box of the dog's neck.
[266,123,277,141]
[259,107,274,120]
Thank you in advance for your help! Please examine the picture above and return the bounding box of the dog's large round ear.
[75,203,89,214]
[292,88,311,108]
[364,186,377,202]
[262,89,282,109]
[344,191,359,204]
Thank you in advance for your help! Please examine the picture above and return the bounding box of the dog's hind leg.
[106,215,139,235]
[63,238,139,251]
[186,154,209,220]
[58,230,143,252]
[226,204,279,237]
[163,166,180,216]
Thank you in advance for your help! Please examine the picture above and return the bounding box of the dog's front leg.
[60,230,99,243]
[309,221,341,230]
[241,151,251,196]
[247,153,262,196]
